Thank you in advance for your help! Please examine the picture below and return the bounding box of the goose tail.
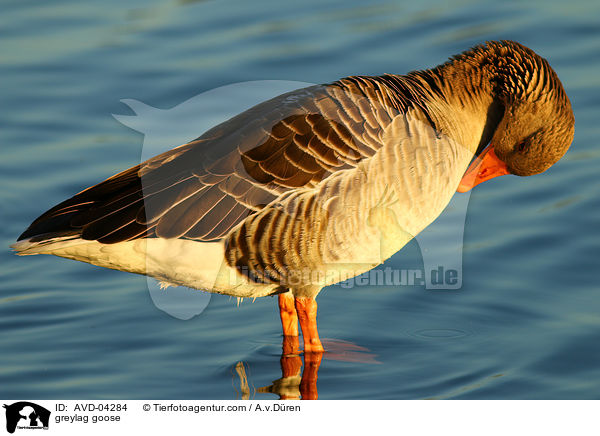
[10,234,84,256]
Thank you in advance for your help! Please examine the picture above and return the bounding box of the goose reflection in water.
[233,338,380,400]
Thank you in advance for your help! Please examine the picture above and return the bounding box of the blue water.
[2,0,600,399]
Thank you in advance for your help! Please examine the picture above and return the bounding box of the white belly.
[12,237,280,298]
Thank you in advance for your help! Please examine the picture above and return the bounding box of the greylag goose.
[12,40,574,354]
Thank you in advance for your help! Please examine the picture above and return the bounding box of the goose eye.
[516,142,527,152]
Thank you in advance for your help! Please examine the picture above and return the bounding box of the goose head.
[457,42,575,192]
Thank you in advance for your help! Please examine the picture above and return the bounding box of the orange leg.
[295,297,325,353]
[278,293,299,356]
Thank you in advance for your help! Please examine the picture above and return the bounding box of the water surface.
[1,0,599,399]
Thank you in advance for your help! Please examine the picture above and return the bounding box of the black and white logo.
[3,402,50,434]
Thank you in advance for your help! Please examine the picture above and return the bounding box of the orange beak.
[457,145,510,193]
